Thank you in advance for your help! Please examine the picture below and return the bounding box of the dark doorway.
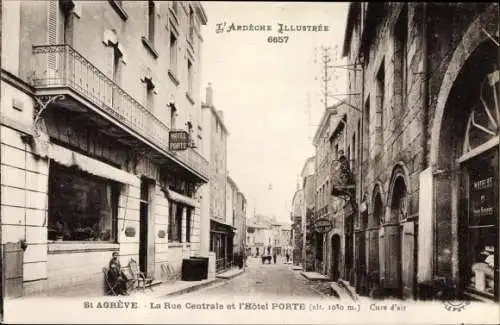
[139,179,152,273]
[331,235,341,281]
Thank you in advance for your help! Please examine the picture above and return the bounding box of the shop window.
[48,163,119,242]
[464,150,498,298]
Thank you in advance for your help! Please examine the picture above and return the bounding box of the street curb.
[162,279,223,297]
[299,271,329,281]
[216,268,245,280]
[337,279,359,301]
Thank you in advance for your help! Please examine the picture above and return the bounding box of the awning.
[210,218,237,232]
[42,140,140,187]
[163,188,197,207]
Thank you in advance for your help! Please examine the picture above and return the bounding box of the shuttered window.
[47,0,58,70]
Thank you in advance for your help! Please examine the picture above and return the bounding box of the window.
[352,133,356,174]
[394,5,408,110]
[168,202,183,242]
[187,59,193,95]
[48,163,119,242]
[170,105,177,129]
[148,1,155,44]
[169,32,178,75]
[376,61,385,145]
[188,6,195,44]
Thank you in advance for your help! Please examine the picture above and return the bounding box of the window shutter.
[47,0,59,70]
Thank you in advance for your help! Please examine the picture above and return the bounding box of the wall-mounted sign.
[169,130,190,151]
[313,218,333,233]
[158,230,166,238]
[125,227,136,237]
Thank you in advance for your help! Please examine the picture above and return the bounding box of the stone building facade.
[312,103,348,278]
[300,156,316,271]
[201,84,232,273]
[1,0,209,297]
[290,188,304,265]
[342,2,498,301]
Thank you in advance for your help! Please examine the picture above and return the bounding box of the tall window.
[170,105,177,129]
[168,202,183,242]
[169,32,178,75]
[187,59,193,95]
[188,6,195,44]
[48,163,119,242]
[394,5,408,110]
[376,61,385,146]
[148,1,155,44]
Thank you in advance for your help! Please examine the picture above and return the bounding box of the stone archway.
[367,184,384,295]
[430,7,498,169]
[428,7,498,299]
[383,164,411,299]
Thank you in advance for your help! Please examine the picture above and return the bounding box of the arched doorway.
[384,169,409,299]
[331,234,341,281]
[368,185,383,295]
[431,37,498,301]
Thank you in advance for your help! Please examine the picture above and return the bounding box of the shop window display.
[48,164,119,242]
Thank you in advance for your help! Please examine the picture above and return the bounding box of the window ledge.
[185,92,195,105]
[141,37,159,59]
[168,242,183,248]
[48,242,119,254]
[168,69,180,86]
[108,0,128,21]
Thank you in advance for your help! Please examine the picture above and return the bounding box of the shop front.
[210,219,235,273]
[430,30,498,302]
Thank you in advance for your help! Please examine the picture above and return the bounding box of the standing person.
[286,252,290,264]
[272,251,277,264]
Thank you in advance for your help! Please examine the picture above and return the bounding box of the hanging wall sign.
[169,130,190,151]
[313,218,333,233]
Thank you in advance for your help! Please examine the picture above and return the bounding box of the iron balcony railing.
[31,44,208,179]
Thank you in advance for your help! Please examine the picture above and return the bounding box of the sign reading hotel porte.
[313,218,333,233]
[169,130,190,151]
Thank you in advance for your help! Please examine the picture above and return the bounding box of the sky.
[200,2,349,224]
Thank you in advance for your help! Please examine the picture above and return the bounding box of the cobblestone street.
[183,257,329,299]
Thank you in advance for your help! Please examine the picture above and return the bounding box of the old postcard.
[0,1,499,324]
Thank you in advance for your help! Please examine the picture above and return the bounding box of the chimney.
[206,82,213,106]
[217,110,224,122]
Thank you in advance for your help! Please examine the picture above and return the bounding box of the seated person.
[106,252,130,295]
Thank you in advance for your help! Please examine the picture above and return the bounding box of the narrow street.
[183,257,329,299]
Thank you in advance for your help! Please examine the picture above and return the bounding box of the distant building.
[300,156,316,271]
[312,103,348,279]
[201,84,233,273]
[290,188,304,265]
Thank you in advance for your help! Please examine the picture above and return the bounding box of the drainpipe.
[418,2,430,299]
[421,3,429,171]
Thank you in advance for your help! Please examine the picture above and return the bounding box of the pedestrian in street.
[273,252,277,264]
[285,252,290,264]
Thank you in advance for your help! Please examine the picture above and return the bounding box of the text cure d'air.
[216,22,329,34]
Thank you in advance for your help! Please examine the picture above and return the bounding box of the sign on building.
[169,130,190,151]
[313,218,333,233]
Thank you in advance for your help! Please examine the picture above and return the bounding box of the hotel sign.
[169,130,190,151]
[313,218,333,234]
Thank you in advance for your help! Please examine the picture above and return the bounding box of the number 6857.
[267,36,289,43]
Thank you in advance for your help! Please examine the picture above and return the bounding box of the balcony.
[31,44,208,181]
